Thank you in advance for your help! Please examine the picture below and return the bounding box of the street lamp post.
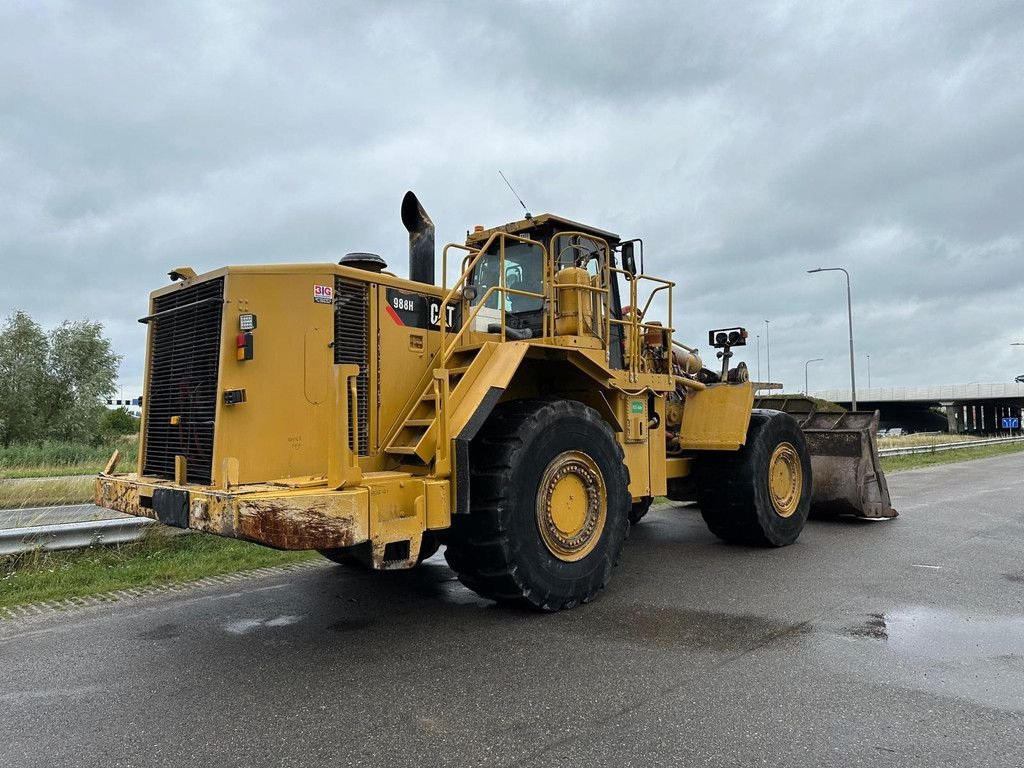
[867,354,871,388]
[756,334,761,382]
[804,358,823,395]
[764,320,771,384]
[808,267,857,410]
[1014,344,1024,430]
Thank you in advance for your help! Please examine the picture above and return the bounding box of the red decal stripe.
[385,303,404,326]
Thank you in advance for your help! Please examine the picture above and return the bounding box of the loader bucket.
[755,397,897,519]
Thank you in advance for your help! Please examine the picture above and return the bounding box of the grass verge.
[0,464,112,480]
[880,440,1024,473]
[0,438,138,480]
[0,476,95,508]
[0,530,319,610]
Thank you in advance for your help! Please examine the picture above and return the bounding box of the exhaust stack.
[401,191,435,285]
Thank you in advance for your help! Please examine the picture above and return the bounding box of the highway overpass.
[811,383,1024,434]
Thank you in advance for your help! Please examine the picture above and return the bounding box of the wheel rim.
[536,450,607,562]
[768,442,802,518]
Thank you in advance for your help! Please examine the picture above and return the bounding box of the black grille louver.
[142,278,224,484]
[334,277,370,455]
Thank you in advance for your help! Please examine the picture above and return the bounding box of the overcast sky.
[2,0,1022,397]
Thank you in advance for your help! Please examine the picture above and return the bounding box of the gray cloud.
[1,0,1022,395]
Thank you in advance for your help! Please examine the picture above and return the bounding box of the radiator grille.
[142,278,225,484]
[334,277,370,455]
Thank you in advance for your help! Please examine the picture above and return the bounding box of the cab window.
[469,240,544,314]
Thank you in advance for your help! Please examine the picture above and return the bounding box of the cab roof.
[465,213,620,246]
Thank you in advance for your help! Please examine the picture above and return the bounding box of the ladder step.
[384,348,483,458]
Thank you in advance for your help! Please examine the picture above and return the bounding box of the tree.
[45,320,121,442]
[102,406,139,438]
[0,311,122,445]
[0,311,48,444]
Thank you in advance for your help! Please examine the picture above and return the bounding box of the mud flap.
[153,487,189,528]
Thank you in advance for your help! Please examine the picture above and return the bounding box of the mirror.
[621,241,636,276]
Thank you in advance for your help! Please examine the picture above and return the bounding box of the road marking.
[910,563,942,569]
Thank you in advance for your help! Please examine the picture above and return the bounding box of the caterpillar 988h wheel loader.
[96,192,895,611]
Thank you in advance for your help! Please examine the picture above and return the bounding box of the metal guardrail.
[0,517,154,557]
[877,435,1024,457]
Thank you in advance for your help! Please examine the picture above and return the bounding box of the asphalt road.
[2,453,1023,767]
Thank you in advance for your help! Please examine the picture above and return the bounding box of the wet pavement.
[1,452,1023,767]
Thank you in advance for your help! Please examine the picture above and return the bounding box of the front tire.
[696,410,812,546]
[445,399,630,611]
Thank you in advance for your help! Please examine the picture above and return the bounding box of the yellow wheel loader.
[96,192,895,611]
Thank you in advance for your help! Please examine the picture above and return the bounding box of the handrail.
[437,231,549,363]
[441,241,477,291]
[137,297,224,325]
[549,231,613,359]
[608,264,676,380]
[638,281,673,321]
[442,284,546,361]
[385,232,547,458]
[386,226,684,464]
[438,229,676,380]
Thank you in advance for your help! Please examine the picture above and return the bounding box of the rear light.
[236,332,253,361]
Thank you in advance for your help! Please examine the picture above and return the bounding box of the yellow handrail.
[437,231,548,366]
[607,265,676,379]
[549,231,614,357]
[386,226,680,462]
[441,284,546,361]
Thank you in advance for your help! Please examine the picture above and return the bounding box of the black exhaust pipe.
[401,191,435,285]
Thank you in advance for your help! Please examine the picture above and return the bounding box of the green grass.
[0,438,138,480]
[876,432,980,450]
[880,440,1024,473]
[0,530,319,610]
[0,476,95,508]
[1,465,112,479]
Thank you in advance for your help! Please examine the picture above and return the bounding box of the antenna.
[498,170,532,219]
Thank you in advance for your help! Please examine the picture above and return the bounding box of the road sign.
[1002,417,1020,429]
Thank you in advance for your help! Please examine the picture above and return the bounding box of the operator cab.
[464,214,627,368]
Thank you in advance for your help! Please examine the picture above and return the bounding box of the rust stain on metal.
[95,477,150,519]
[237,499,361,550]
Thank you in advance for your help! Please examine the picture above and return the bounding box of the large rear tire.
[445,399,630,611]
[696,410,812,546]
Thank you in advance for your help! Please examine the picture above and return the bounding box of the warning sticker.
[313,284,333,304]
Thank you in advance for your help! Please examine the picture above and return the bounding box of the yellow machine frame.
[96,210,755,569]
